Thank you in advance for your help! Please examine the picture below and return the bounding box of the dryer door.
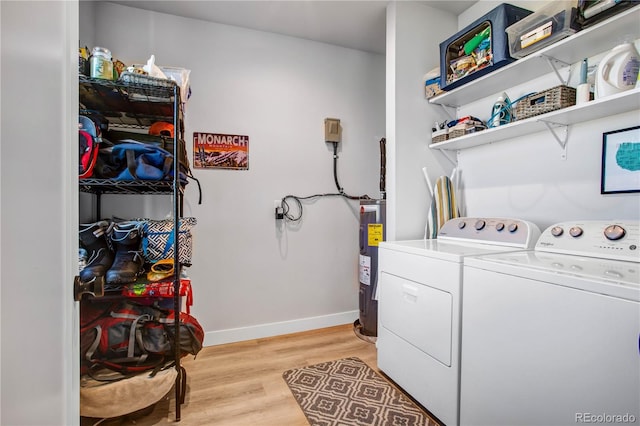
[379,272,452,366]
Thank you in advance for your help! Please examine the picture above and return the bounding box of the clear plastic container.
[90,47,113,80]
[160,66,191,101]
[506,2,579,59]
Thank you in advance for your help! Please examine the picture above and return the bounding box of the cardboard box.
[425,76,444,98]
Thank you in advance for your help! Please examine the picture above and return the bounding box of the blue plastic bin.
[439,3,533,91]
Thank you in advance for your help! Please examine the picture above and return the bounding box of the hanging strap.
[85,325,102,362]
[110,312,151,359]
[125,149,139,179]
[161,155,173,180]
[162,229,176,258]
[85,317,150,365]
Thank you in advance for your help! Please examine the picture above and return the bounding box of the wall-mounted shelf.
[429,5,640,108]
[430,88,639,151]
[428,5,640,159]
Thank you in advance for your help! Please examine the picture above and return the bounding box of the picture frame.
[600,125,640,194]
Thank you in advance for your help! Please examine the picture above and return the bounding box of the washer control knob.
[508,223,518,233]
[496,223,505,232]
[458,221,466,229]
[569,226,583,238]
[475,220,486,231]
[604,225,626,241]
[551,226,564,237]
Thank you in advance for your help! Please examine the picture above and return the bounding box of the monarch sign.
[193,132,249,170]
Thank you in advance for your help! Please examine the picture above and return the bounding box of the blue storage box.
[440,3,533,91]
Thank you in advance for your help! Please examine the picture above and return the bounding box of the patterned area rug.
[282,357,439,426]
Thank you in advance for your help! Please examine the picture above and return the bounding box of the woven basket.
[515,85,576,121]
[431,131,448,144]
[448,125,485,139]
[432,134,448,144]
[449,128,468,139]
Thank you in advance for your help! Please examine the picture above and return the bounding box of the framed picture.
[601,126,640,194]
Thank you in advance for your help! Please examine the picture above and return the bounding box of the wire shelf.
[79,178,185,195]
[79,75,178,128]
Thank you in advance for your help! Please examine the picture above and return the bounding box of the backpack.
[80,300,204,378]
[79,115,106,178]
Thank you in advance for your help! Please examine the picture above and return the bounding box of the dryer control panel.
[536,221,640,262]
[437,217,541,248]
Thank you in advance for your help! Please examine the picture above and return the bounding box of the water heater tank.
[357,199,386,337]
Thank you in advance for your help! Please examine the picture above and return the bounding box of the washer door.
[379,272,452,366]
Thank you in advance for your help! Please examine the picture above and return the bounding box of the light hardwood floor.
[106,324,380,425]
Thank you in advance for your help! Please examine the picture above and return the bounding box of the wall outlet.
[274,199,284,220]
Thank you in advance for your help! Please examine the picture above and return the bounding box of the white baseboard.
[203,310,359,347]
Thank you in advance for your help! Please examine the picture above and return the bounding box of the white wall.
[78,0,95,49]
[81,2,385,344]
[386,2,457,241]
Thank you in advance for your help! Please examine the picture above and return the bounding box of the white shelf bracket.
[438,103,456,121]
[438,148,458,167]
[540,54,571,86]
[540,119,569,160]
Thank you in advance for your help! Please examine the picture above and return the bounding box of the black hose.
[279,139,376,223]
[332,142,366,201]
[333,142,343,194]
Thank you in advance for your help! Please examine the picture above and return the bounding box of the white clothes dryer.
[377,217,541,426]
[460,220,640,426]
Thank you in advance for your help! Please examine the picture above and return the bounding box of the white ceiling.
[110,1,477,55]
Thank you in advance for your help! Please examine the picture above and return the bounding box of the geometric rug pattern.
[283,357,440,426]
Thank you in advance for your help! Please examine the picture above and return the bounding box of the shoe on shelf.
[106,221,145,285]
[78,220,114,283]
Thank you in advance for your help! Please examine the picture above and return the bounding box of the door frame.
[65,0,81,423]
[0,1,79,424]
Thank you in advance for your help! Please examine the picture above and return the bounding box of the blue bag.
[111,141,186,182]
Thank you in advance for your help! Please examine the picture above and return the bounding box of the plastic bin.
[439,3,533,91]
[507,1,580,59]
[576,0,637,29]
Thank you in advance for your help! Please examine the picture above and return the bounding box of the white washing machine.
[377,217,541,426]
[461,220,640,426]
